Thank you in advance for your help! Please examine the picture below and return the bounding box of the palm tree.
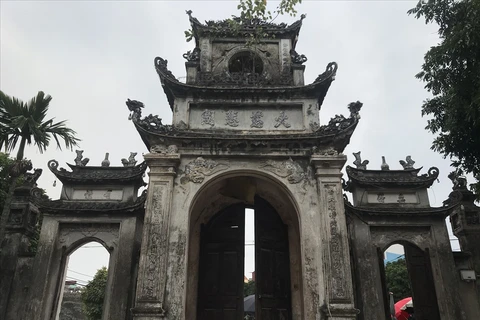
[0,90,80,244]
[0,91,79,160]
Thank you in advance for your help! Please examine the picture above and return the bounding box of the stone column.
[24,216,63,320]
[311,154,359,320]
[132,153,180,320]
[106,217,140,319]
[0,186,42,319]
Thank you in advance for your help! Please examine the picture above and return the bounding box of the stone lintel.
[144,153,180,176]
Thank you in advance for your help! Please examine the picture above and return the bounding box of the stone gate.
[1,12,479,320]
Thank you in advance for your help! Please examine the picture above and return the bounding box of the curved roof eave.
[154,57,338,110]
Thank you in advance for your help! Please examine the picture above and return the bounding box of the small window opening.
[229,52,264,75]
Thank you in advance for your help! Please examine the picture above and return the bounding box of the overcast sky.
[1,0,461,289]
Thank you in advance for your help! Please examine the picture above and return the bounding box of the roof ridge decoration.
[345,164,440,190]
[30,188,147,213]
[48,159,147,184]
[186,10,306,44]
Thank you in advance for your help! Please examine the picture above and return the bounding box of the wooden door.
[377,247,392,319]
[254,196,292,320]
[197,204,245,320]
[405,245,441,320]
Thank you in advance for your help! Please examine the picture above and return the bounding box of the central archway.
[185,173,303,320]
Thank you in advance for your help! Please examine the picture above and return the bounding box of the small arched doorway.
[196,195,292,320]
[379,241,440,320]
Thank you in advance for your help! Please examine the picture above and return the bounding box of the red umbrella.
[394,297,413,320]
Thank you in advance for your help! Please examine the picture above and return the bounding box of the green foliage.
[237,0,302,21]
[408,0,480,196]
[0,91,80,160]
[0,152,15,213]
[385,258,412,302]
[81,267,108,320]
[244,280,255,297]
[185,0,302,45]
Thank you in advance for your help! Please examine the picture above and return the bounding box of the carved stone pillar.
[132,153,180,320]
[311,154,359,319]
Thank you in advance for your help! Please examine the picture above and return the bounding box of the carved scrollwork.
[150,144,178,154]
[260,158,307,184]
[154,57,177,82]
[181,157,229,184]
[312,146,339,156]
[421,167,440,180]
[48,160,59,171]
[319,101,362,135]
[325,184,347,299]
[126,100,175,133]
[197,71,293,86]
[314,62,338,83]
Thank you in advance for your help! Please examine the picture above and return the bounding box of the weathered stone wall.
[59,292,86,320]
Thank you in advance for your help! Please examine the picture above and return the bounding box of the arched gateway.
[127,12,362,320]
[2,10,478,320]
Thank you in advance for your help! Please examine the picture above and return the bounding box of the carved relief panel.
[324,183,349,301]
[138,182,171,303]
[189,104,304,130]
[57,223,119,250]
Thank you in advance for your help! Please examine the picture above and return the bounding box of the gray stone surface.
[59,292,86,320]
[2,12,479,320]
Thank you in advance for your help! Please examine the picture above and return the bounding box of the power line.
[67,269,94,279]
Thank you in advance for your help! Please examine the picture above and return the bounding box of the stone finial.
[381,156,390,171]
[348,101,363,120]
[352,151,369,170]
[183,47,200,62]
[399,156,415,170]
[22,168,43,187]
[290,49,307,64]
[74,150,89,166]
[126,99,144,121]
[101,153,110,167]
[448,169,467,190]
[121,152,137,167]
